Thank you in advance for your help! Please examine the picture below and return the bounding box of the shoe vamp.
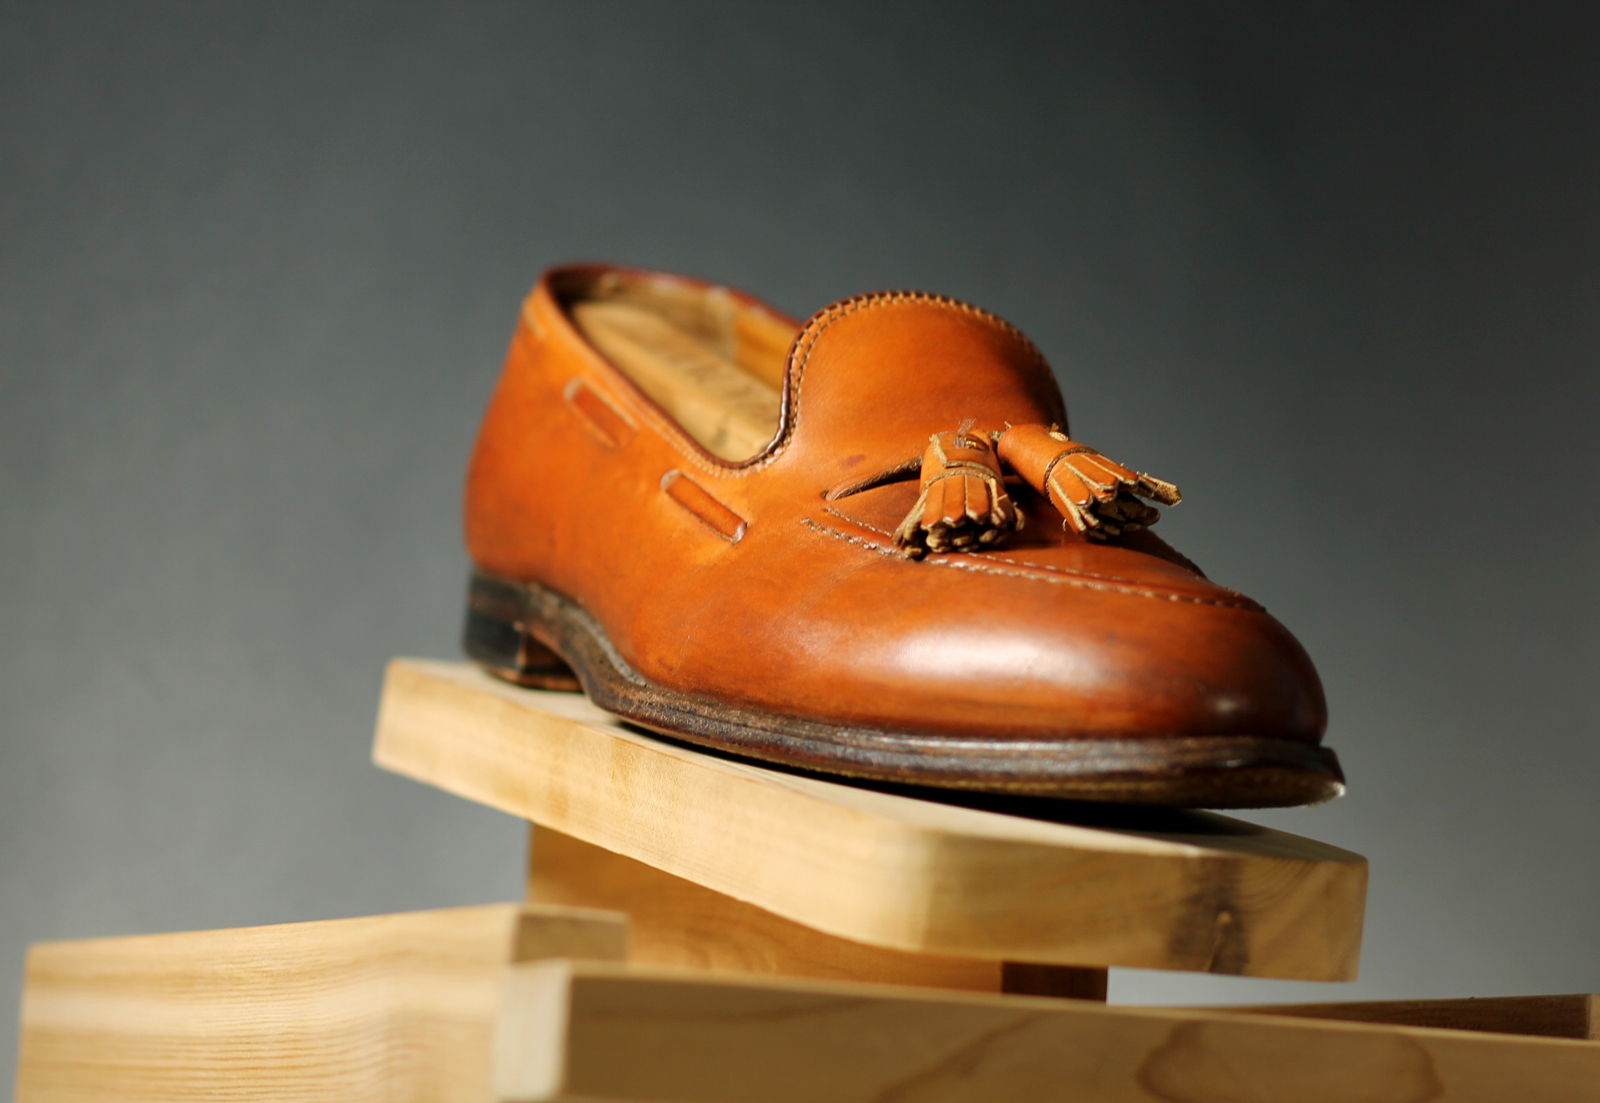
[621,492,1325,742]
[820,480,1243,605]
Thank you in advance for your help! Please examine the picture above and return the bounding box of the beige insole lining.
[572,297,791,461]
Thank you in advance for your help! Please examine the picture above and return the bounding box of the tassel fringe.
[892,425,1023,559]
[887,421,1179,557]
[996,423,1180,542]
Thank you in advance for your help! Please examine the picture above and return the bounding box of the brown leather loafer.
[462,264,1341,808]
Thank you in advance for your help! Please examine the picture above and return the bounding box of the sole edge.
[463,569,1344,808]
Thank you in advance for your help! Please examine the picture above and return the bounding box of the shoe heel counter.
[463,299,552,570]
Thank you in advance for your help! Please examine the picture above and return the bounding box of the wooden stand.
[373,659,1366,988]
[15,656,1599,1101]
[18,903,1600,1101]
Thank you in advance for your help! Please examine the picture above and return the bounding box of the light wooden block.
[524,825,1111,998]
[14,903,625,1103]
[374,658,1367,981]
[526,823,1001,991]
[494,963,1600,1103]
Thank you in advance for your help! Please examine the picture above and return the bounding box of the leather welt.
[660,470,748,543]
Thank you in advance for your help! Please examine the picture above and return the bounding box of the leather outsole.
[462,570,1345,809]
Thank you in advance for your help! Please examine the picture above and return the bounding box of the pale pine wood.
[526,823,1004,992]
[527,825,1109,998]
[496,960,1600,1103]
[15,903,625,1103]
[1230,994,1600,1040]
[375,658,1367,980]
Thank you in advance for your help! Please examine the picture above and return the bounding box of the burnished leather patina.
[462,264,1341,807]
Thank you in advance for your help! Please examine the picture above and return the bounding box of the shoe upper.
[465,265,1327,743]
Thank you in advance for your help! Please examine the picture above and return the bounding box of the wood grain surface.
[497,961,1600,1103]
[526,824,1006,992]
[20,906,1593,1103]
[15,903,625,1103]
[375,658,1367,980]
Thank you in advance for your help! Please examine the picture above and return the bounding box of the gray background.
[3,0,1598,1084]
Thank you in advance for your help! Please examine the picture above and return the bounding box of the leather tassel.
[892,424,1023,559]
[997,423,1180,541]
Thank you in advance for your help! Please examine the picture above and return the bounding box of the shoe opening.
[554,269,798,462]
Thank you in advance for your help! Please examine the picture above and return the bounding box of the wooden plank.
[526,823,1003,992]
[15,903,626,1103]
[527,825,1108,998]
[1229,994,1600,1040]
[496,961,1600,1103]
[375,658,1367,980]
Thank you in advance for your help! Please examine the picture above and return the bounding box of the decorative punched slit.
[661,470,749,543]
[564,378,636,448]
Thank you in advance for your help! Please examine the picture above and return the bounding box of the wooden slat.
[526,824,1008,992]
[15,903,626,1103]
[527,826,1109,997]
[375,658,1368,980]
[1230,994,1600,1040]
[496,961,1600,1103]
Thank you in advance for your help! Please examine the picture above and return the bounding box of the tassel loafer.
[462,264,1342,808]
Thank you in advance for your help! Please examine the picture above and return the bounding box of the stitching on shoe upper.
[639,290,1059,480]
[819,505,1242,597]
[801,516,1260,610]
[784,291,1057,447]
